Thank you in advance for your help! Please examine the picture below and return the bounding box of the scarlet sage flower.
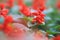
[32,13,45,24]
[7,0,14,8]
[30,9,45,24]
[17,0,45,24]
[20,5,31,16]
[0,4,9,16]
[0,4,13,34]
[4,24,13,35]
[0,9,8,17]
[18,0,31,17]
[56,2,60,9]
[32,0,46,11]
[2,13,13,35]
[31,0,45,24]
[0,3,5,9]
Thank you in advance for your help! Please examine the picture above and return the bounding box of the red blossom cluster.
[18,0,45,24]
[0,0,46,35]
[0,3,13,34]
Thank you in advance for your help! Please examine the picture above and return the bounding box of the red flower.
[20,6,31,16]
[17,0,45,24]
[0,9,8,16]
[4,24,14,36]
[32,0,46,11]
[19,4,31,16]
[53,35,60,40]
[7,0,14,8]
[4,16,13,28]
[0,4,13,32]
[3,16,13,35]
[0,3,9,16]
[0,3,5,9]
[31,9,45,24]
[56,2,60,9]
[32,13,45,24]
